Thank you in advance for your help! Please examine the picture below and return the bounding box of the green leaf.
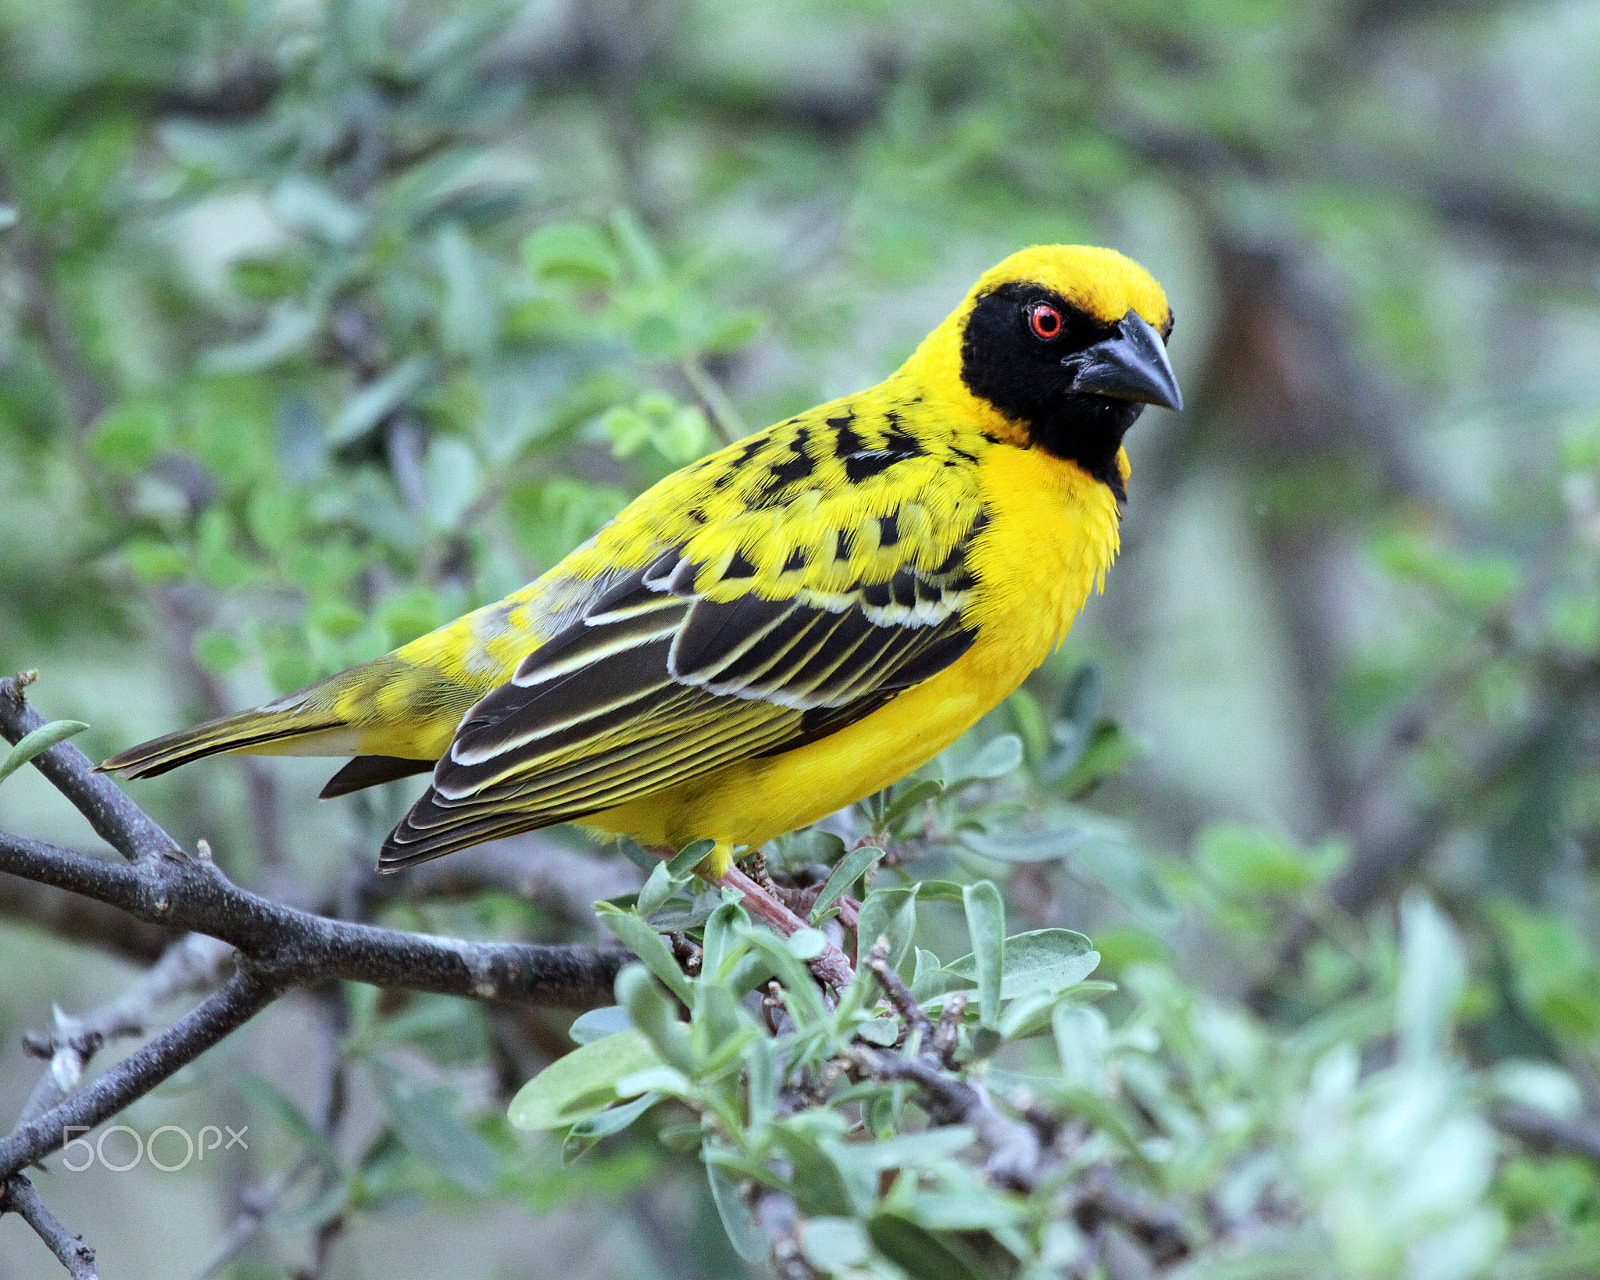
[962,881,1005,1027]
[566,1090,660,1142]
[508,1029,660,1130]
[959,824,1097,863]
[423,436,480,530]
[867,1214,984,1280]
[707,1161,768,1263]
[960,733,1024,782]
[798,1217,873,1270]
[1069,836,1178,925]
[89,402,167,471]
[1197,824,1327,896]
[635,861,679,918]
[1397,889,1466,1064]
[567,1005,631,1045]
[945,929,1100,1002]
[737,927,827,1025]
[667,837,717,877]
[787,928,828,960]
[617,964,694,1075]
[912,947,969,1001]
[522,221,619,284]
[1052,1003,1109,1090]
[856,885,920,973]
[192,629,245,676]
[595,903,693,1003]
[772,1128,853,1216]
[0,720,89,786]
[1055,719,1142,793]
[235,1074,341,1175]
[368,1059,496,1192]
[880,780,945,830]
[840,1126,976,1173]
[811,844,882,922]
[326,355,435,446]
[701,899,750,982]
[123,537,188,583]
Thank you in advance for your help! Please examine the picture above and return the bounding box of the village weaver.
[101,245,1181,878]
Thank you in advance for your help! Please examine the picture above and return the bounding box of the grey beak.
[1064,309,1183,412]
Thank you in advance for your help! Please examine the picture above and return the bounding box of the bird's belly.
[588,449,1121,852]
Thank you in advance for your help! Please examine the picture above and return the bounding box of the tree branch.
[2,1173,99,1280]
[0,966,283,1180]
[0,869,175,962]
[1,673,181,862]
[1493,1103,1600,1167]
[15,933,235,1127]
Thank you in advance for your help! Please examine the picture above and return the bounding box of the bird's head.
[905,245,1181,498]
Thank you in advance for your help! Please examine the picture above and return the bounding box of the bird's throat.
[1026,396,1142,502]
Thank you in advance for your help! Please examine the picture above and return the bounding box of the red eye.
[1028,303,1062,339]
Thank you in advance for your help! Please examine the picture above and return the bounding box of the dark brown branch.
[1,673,181,862]
[0,827,627,1005]
[2,1174,99,1280]
[0,869,175,962]
[864,939,930,1041]
[852,1046,1042,1191]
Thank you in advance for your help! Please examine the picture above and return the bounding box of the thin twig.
[2,1174,99,1279]
[0,967,283,1180]
[864,938,930,1041]
[681,356,747,446]
[713,864,855,988]
[852,1046,1042,1191]
[17,933,235,1126]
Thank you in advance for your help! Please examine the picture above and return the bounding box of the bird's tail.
[97,698,356,779]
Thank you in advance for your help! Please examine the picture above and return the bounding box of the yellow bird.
[102,245,1180,878]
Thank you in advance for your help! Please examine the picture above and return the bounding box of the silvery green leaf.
[507,1029,658,1129]
[787,928,828,960]
[635,861,678,918]
[667,838,716,876]
[944,929,1099,1001]
[958,733,1024,783]
[595,903,693,1003]
[798,1217,872,1270]
[1398,889,1466,1064]
[617,964,694,1075]
[423,436,480,530]
[368,1059,496,1192]
[856,885,919,973]
[810,843,881,922]
[202,300,319,373]
[568,1005,631,1046]
[962,881,1005,1026]
[1069,834,1178,925]
[707,1162,768,1263]
[854,1016,900,1046]
[1053,1002,1110,1090]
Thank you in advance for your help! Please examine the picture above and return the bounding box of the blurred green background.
[3,0,1600,1277]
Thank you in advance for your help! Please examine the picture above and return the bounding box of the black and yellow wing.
[378,523,984,870]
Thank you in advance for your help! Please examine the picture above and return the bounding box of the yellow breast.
[587,442,1123,851]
